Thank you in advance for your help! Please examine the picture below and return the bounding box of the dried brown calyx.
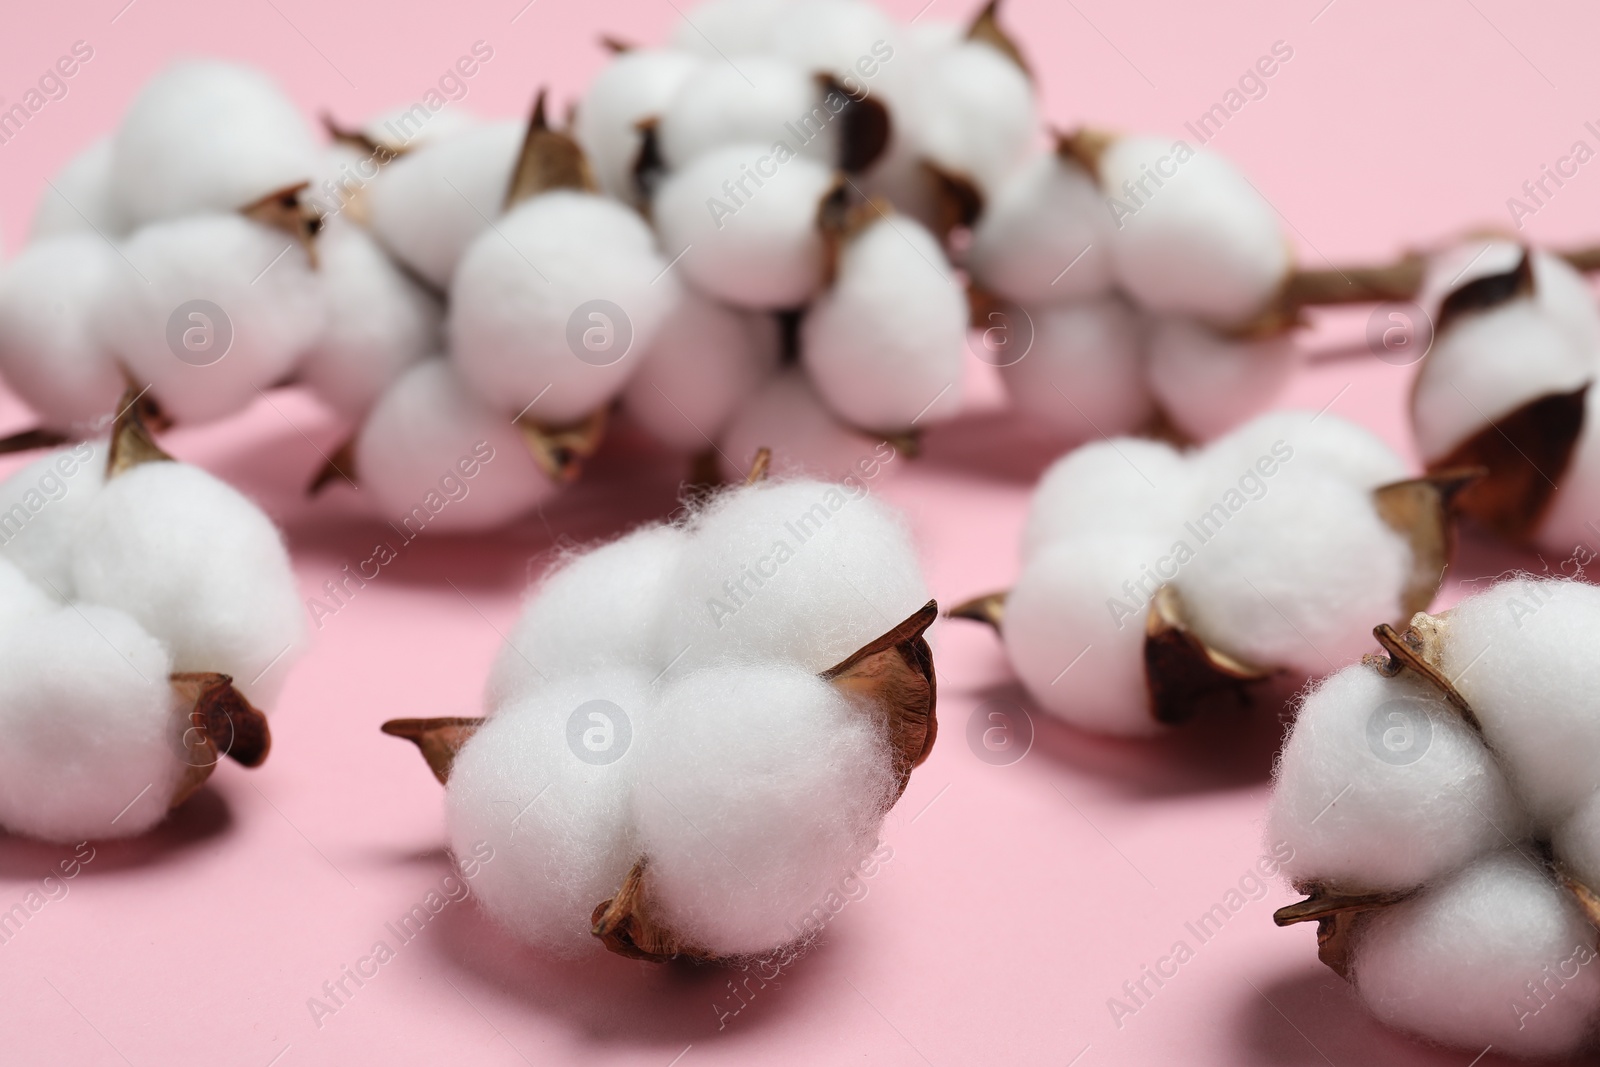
[1054,127,1115,180]
[819,74,892,175]
[306,437,358,497]
[381,600,940,963]
[101,388,275,809]
[923,162,984,244]
[241,182,324,269]
[599,34,633,54]
[949,471,1468,724]
[504,89,597,210]
[966,0,1030,76]
[631,117,667,213]
[1271,883,1416,979]
[817,182,885,285]
[516,407,610,484]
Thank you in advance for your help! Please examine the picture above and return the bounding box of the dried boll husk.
[0,233,127,434]
[1269,587,1600,1058]
[574,49,701,205]
[955,415,1470,735]
[1411,247,1597,545]
[1087,131,1291,330]
[108,60,319,228]
[31,136,125,242]
[386,464,935,962]
[801,208,966,433]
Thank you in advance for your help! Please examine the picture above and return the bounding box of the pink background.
[1,0,1598,1064]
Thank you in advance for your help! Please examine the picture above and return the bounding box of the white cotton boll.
[660,477,928,675]
[447,671,654,957]
[1102,137,1289,328]
[1553,791,1600,890]
[1197,410,1407,492]
[653,144,836,309]
[635,665,893,955]
[1175,475,1409,674]
[0,233,126,433]
[908,40,1035,194]
[802,214,965,431]
[0,442,105,597]
[658,57,833,170]
[671,0,793,57]
[998,297,1150,440]
[1410,295,1592,464]
[100,214,325,425]
[1145,317,1296,442]
[1422,241,1600,358]
[484,526,688,710]
[1352,851,1600,1059]
[362,104,477,153]
[109,60,318,227]
[621,287,779,450]
[718,368,897,482]
[1002,537,1169,737]
[575,50,701,203]
[1538,385,1600,554]
[364,119,523,290]
[355,359,555,533]
[1267,666,1525,893]
[1437,579,1600,827]
[0,559,53,638]
[450,191,676,424]
[0,604,182,841]
[71,462,304,705]
[768,0,899,82]
[1022,437,1193,559]
[299,220,440,418]
[968,153,1113,305]
[31,137,124,241]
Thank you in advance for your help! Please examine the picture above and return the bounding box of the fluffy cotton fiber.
[999,411,1413,735]
[1269,575,1600,1057]
[0,440,305,841]
[447,473,928,958]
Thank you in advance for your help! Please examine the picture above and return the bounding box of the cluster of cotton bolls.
[574,0,1030,478]
[976,410,1439,736]
[1409,238,1600,552]
[1267,577,1600,1059]
[0,412,304,843]
[397,474,935,960]
[966,127,1303,444]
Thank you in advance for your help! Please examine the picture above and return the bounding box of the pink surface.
[1,1,1597,1065]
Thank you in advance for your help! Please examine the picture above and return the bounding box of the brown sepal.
[819,75,892,174]
[946,591,1006,632]
[1143,585,1270,725]
[1557,867,1600,932]
[631,117,667,212]
[743,447,772,486]
[966,282,1009,331]
[320,113,386,158]
[591,859,717,962]
[106,387,175,479]
[1054,127,1116,182]
[0,427,71,456]
[504,89,597,209]
[380,717,486,785]
[600,34,633,54]
[516,408,610,484]
[240,182,324,269]
[822,600,939,798]
[1274,883,1413,981]
[817,182,883,286]
[966,0,1030,76]
[1370,468,1482,619]
[1426,385,1588,543]
[1369,619,1478,729]
[1434,249,1535,335]
[1558,244,1600,275]
[170,672,272,768]
[307,437,358,497]
[922,163,984,242]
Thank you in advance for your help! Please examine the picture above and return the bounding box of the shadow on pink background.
[0,1,1596,1064]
